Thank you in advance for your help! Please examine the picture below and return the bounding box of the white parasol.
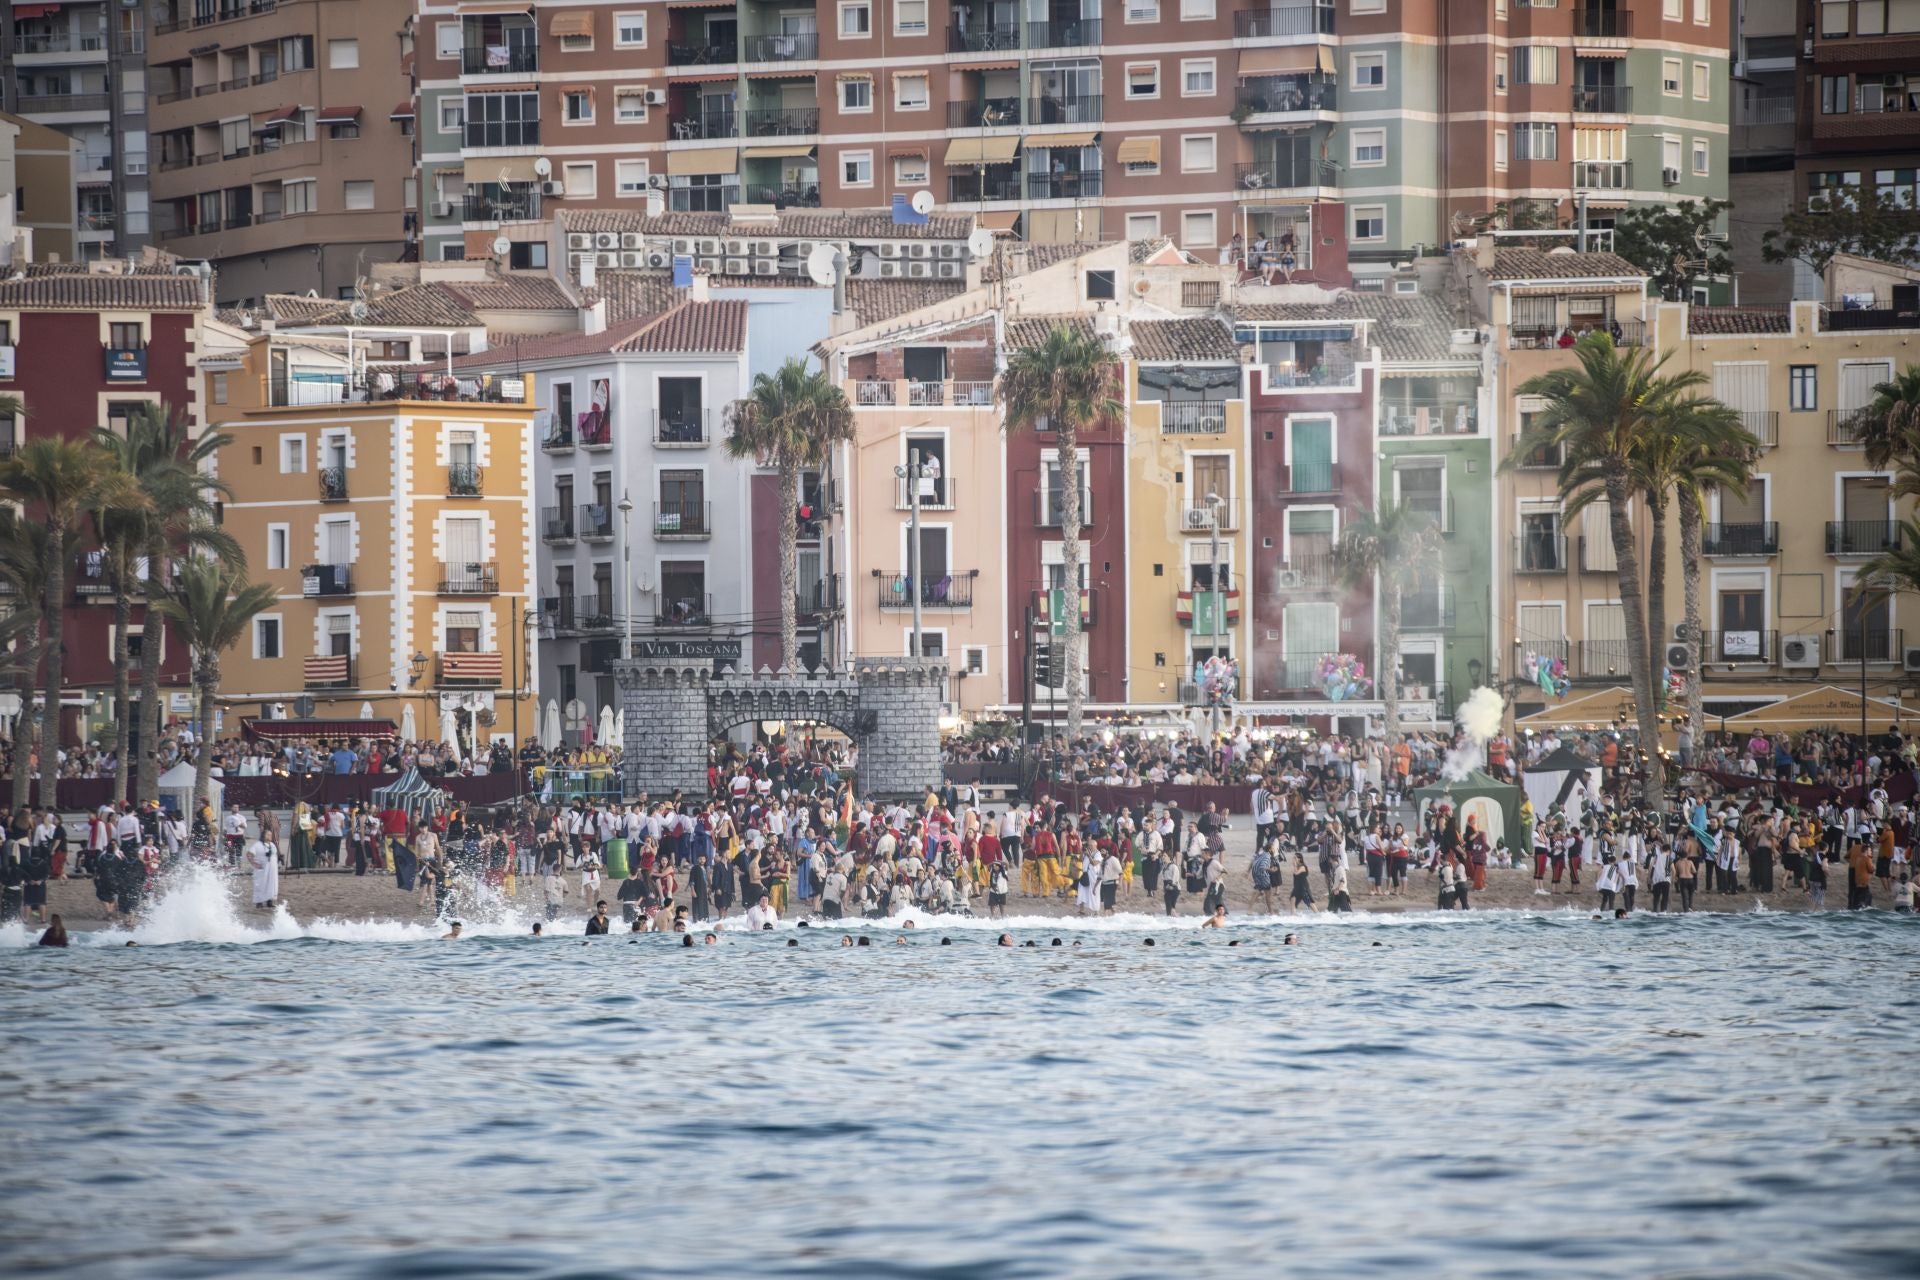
[541,698,562,750]
[597,703,615,747]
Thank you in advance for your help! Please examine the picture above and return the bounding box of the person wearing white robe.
[248,835,279,908]
[1076,850,1101,915]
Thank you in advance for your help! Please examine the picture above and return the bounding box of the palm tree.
[1507,334,1713,810]
[1853,365,1920,478]
[0,509,50,811]
[1333,502,1443,743]
[0,438,141,807]
[724,359,855,670]
[152,554,277,810]
[96,405,237,804]
[999,323,1121,740]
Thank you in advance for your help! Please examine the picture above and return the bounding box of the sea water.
[1,872,1917,1279]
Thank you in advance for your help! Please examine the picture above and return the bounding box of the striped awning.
[743,144,815,158]
[550,11,592,36]
[1240,46,1334,76]
[979,210,1021,231]
[1029,131,1098,149]
[945,135,1020,165]
[1116,136,1160,165]
[666,147,739,176]
[303,655,352,687]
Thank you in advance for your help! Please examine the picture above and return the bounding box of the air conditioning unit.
[791,240,817,259]
[752,239,778,256]
[906,242,930,259]
[1178,681,1202,703]
[1449,327,1481,346]
[1184,509,1211,530]
[595,232,619,249]
[1276,568,1304,590]
[1904,646,1920,673]
[879,242,902,258]
[672,237,696,255]
[1672,623,1693,642]
[696,237,721,255]
[538,181,562,197]
[1781,634,1821,669]
[753,259,778,275]
[699,256,724,274]
[621,251,645,267]
[621,232,644,249]
[570,252,594,273]
[906,260,931,278]
[877,261,902,278]
[433,201,456,218]
[724,238,749,255]
[645,250,671,269]
[724,256,748,275]
[1665,643,1692,672]
[568,232,594,250]
[935,261,963,278]
[598,252,620,267]
[937,242,962,259]
[1662,166,1680,186]
[644,88,667,106]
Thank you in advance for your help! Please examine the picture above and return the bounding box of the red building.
[0,266,209,739]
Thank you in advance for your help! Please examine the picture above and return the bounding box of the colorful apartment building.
[207,335,539,749]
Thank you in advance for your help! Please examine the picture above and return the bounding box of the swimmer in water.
[1200,905,1229,929]
[840,935,855,947]
[1143,938,1156,947]
[894,936,908,945]
[530,922,543,937]
[682,934,695,948]
[1283,932,1298,946]
[997,933,1013,947]
[941,937,953,946]
[441,922,463,939]
[787,938,799,947]
[703,932,719,945]
[857,935,872,947]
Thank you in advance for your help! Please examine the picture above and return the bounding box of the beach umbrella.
[613,708,625,744]
[597,703,615,747]
[440,704,460,757]
[400,702,417,742]
[541,699,561,750]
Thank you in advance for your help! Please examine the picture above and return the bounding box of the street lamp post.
[1206,491,1224,738]
[617,490,635,660]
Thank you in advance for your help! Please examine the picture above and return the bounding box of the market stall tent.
[1720,685,1909,732]
[1412,769,1525,853]
[158,761,222,829]
[1520,746,1605,827]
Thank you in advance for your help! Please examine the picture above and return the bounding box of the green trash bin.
[604,837,629,880]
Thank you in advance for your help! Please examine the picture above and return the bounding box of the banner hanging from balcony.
[577,377,611,445]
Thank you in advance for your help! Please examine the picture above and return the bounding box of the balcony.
[1401,592,1456,631]
[1701,630,1777,666]
[1572,161,1632,191]
[1235,4,1336,38]
[1235,77,1337,118]
[798,574,843,620]
[1702,521,1779,557]
[541,506,576,543]
[1285,459,1338,494]
[447,464,484,497]
[656,593,714,627]
[1035,586,1096,630]
[74,562,115,597]
[1823,297,1920,331]
[950,22,1022,53]
[1578,640,1632,679]
[1734,410,1779,450]
[669,42,736,67]
[671,108,738,141]
[1182,502,1236,531]
[948,172,1021,202]
[301,564,353,597]
[8,31,109,55]
[1509,319,1647,349]
[1381,401,1479,436]
[438,562,500,595]
[1839,628,1904,664]
[1236,157,1338,193]
[1026,18,1102,47]
[460,192,543,223]
[1278,554,1337,590]
[1828,408,1872,445]
[1571,85,1633,115]
[438,652,504,688]
[1028,95,1102,125]
[1036,487,1094,527]
[1175,588,1241,629]
[318,467,348,501]
[579,503,615,541]
[1826,521,1902,556]
[949,97,1020,128]
[1158,400,1228,435]
[1514,533,1567,573]
[896,475,957,512]
[744,32,817,61]
[15,93,111,114]
[155,1,281,36]
[880,573,975,610]
[1029,171,1103,199]
[654,501,712,539]
[1277,653,1343,692]
[744,106,820,137]
[573,596,618,632]
[654,410,713,446]
[462,45,538,76]
[1572,7,1634,38]
[541,420,575,451]
[303,655,355,690]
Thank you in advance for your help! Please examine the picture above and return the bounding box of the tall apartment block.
[2,0,151,257]
[145,0,412,305]
[412,1,1728,272]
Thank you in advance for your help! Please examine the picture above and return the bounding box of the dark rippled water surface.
[3,911,1917,1279]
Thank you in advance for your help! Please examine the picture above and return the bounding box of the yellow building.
[208,336,538,749]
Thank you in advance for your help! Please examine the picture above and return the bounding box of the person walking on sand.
[1673,846,1698,913]
[1250,840,1276,914]
[1289,847,1316,915]
[247,828,279,910]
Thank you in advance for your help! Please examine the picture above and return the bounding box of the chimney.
[689,269,710,303]
[579,254,597,291]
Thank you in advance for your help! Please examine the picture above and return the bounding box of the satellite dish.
[911,189,937,216]
[532,156,553,178]
[491,235,512,257]
[806,244,838,286]
[967,228,994,260]
[348,300,370,322]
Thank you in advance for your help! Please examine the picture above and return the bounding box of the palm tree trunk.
[9,650,34,814]
[1678,497,1706,775]
[1644,492,1669,704]
[135,535,166,803]
[1059,427,1084,740]
[1382,583,1401,745]
[110,555,133,805]
[193,656,216,811]
[39,523,65,811]
[778,462,799,670]
[1605,471,1666,810]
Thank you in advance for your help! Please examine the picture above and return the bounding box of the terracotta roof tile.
[263,293,346,324]
[0,272,206,311]
[1489,249,1644,281]
[1003,314,1097,350]
[1687,307,1792,336]
[444,276,577,312]
[1130,317,1239,363]
[844,277,967,324]
[615,299,748,354]
[1234,292,1472,364]
[424,318,661,372]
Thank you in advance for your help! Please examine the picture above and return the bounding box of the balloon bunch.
[1523,652,1570,699]
[1195,655,1239,707]
[1317,653,1373,702]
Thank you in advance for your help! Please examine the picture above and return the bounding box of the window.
[1662,134,1683,175]
[281,437,307,473]
[616,12,647,46]
[1181,209,1217,248]
[1664,0,1681,16]
[1790,365,1818,411]
[1128,63,1160,99]
[1182,0,1216,14]
[1182,59,1216,96]
[560,31,593,53]
[1351,128,1386,166]
[1353,0,1386,10]
[1127,0,1160,20]
[439,99,464,133]
[108,321,144,349]
[1514,122,1557,160]
[329,118,360,140]
[840,77,871,112]
[1821,76,1849,116]
[616,159,650,195]
[895,73,929,110]
[1513,46,1557,84]
[1352,52,1385,89]
[1125,212,1161,238]
[1691,138,1709,176]
[894,155,928,186]
[508,241,548,268]
[1693,62,1710,100]
[440,243,466,261]
[211,372,228,405]
[328,38,358,69]
[281,35,313,72]
[1822,0,1848,35]
[443,609,482,653]
[895,0,928,33]
[254,617,282,660]
[615,89,647,123]
[841,150,873,187]
[464,92,540,148]
[1086,270,1116,300]
[1180,134,1216,172]
[1695,0,1711,17]
[267,525,289,570]
[1662,58,1681,95]
[1351,205,1385,240]
[840,2,871,36]
[562,161,596,198]
[435,22,461,59]
[342,180,374,211]
[564,90,593,124]
[963,646,988,675]
[1494,129,1508,169]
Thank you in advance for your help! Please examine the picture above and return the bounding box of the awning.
[463,156,540,184]
[1574,46,1628,58]
[1115,136,1161,166]
[945,135,1020,166]
[745,66,808,78]
[671,68,739,82]
[957,59,1020,71]
[667,146,738,176]
[458,2,533,13]
[1029,131,1099,149]
[12,3,64,18]
[979,210,1021,232]
[835,71,871,82]
[1721,685,1914,731]
[1239,46,1335,76]
[669,0,737,6]
[256,104,301,126]
[550,11,593,36]
[888,143,929,158]
[743,143,815,159]
[239,717,401,742]
[389,100,415,120]
[316,104,361,124]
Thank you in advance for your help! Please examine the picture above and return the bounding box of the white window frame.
[1125,0,1161,22]
[267,523,290,571]
[562,161,597,199]
[438,99,464,134]
[1662,58,1682,96]
[1694,0,1710,21]
[1494,129,1509,170]
[1351,52,1385,91]
[1494,54,1508,94]
[841,149,874,188]
[1283,413,1341,467]
[615,12,648,47]
[1691,137,1709,176]
[840,77,872,113]
[1127,61,1161,100]
[616,158,650,197]
[253,614,284,661]
[1181,58,1216,98]
[1351,204,1385,241]
[1181,0,1216,15]
[615,89,648,124]
[1663,0,1682,18]
[1692,62,1710,100]
[1180,133,1216,173]
[1352,0,1387,12]
[894,73,929,111]
[560,30,594,53]
[1181,209,1218,248]
[1125,211,1162,239]
[1351,128,1386,167]
[963,645,989,676]
[563,89,595,126]
[435,22,461,60]
[893,154,929,186]
[894,0,929,35]
[327,38,358,70]
[280,434,307,474]
[839,2,872,38]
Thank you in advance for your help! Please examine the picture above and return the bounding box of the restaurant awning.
[316,104,361,124]
[1115,136,1160,166]
[978,210,1021,232]
[550,11,593,36]
[463,156,540,184]
[667,147,739,176]
[1721,686,1913,731]
[743,143,815,159]
[1239,45,1335,76]
[1029,131,1099,149]
[389,100,415,120]
[945,135,1020,166]
[1515,687,1641,729]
